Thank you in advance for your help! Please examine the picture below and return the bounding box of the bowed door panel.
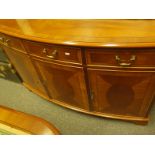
[34,58,89,110]
[88,69,155,117]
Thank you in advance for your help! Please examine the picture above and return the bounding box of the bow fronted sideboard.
[1,19,155,125]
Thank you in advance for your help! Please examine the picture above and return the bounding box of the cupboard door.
[3,46,48,96]
[33,58,89,110]
[88,69,155,117]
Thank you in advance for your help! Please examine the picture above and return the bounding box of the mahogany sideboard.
[0,19,155,125]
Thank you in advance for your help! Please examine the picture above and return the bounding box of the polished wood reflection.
[1,19,155,47]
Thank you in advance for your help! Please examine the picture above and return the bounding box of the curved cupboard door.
[88,68,155,117]
[33,58,89,110]
[2,46,48,96]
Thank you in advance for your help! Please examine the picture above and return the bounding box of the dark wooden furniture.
[1,19,155,124]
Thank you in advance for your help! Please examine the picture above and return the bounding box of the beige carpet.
[0,78,155,135]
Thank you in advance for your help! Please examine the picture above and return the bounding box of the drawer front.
[0,33,25,52]
[86,48,155,68]
[23,40,82,64]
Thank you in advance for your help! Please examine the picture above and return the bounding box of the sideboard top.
[1,19,155,48]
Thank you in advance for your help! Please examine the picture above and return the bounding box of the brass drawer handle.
[115,55,136,67]
[43,48,57,59]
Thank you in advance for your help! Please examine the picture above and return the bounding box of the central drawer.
[86,48,155,68]
[23,40,82,64]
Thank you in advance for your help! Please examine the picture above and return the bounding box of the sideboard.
[0,19,155,125]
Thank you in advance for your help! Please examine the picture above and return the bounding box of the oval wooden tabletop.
[0,105,60,135]
[1,19,155,47]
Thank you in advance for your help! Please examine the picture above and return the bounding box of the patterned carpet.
[0,78,155,135]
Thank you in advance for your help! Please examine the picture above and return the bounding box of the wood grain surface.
[1,19,155,125]
[0,105,60,135]
[1,19,155,47]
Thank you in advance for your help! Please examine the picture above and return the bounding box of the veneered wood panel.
[2,46,48,96]
[86,48,155,68]
[33,58,89,110]
[88,69,155,117]
[23,40,82,64]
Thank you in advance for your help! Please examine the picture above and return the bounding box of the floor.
[0,78,155,135]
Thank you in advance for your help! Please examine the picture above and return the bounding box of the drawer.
[86,48,155,68]
[0,33,25,52]
[23,40,82,64]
